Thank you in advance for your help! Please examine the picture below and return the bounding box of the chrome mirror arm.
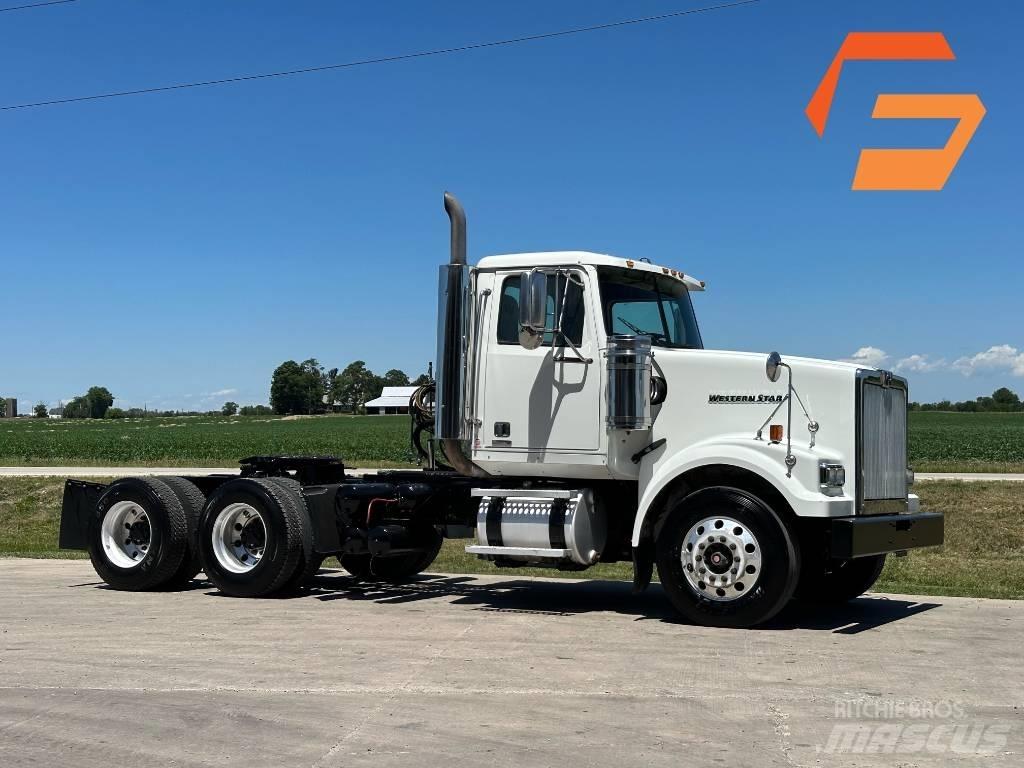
[552,270,592,364]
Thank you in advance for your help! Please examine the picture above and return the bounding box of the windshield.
[598,267,703,349]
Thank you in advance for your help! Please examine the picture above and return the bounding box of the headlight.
[819,461,846,496]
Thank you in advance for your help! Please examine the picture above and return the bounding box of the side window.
[496,273,585,346]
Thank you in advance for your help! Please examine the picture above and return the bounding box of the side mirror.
[765,351,783,383]
[518,269,547,350]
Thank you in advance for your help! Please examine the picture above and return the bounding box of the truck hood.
[646,347,864,475]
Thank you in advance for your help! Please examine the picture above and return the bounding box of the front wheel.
[655,486,800,628]
[798,554,887,604]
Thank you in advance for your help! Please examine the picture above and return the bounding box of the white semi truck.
[59,193,943,627]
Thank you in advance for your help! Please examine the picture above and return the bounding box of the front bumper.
[830,512,944,559]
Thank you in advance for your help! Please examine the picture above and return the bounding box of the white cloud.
[843,346,890,368]
[895,354,946,373]
[206,388,238,398]
[953,345,1024,377]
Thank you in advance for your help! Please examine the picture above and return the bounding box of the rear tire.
[87,477,189,591]
[797,554,887,604]
[655,486,800,628]
[159,476,206,588]
[198,478,311,597]
[266,477,323,592]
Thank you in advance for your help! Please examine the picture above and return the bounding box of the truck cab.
[469,252,700,478]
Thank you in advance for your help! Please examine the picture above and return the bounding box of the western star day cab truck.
[59,194,944,627]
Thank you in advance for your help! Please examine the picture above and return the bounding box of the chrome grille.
[859,378,908,508]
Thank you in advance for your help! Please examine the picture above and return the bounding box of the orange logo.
[807,32,985,191]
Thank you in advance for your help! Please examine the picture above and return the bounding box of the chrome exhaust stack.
[436,192,488,477]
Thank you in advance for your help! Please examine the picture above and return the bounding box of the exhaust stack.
[445,191,466,266]
[436,192,488,477]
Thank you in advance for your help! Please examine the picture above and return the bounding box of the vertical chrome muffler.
[436,192,488,476]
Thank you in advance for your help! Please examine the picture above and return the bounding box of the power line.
[0,0,77,12]
[1,0,759,112]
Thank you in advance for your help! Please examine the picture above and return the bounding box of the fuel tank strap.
[485,496,504,546]
[548,498,568,549]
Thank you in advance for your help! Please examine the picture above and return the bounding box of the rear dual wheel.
[88,477,190,591]
[198,478,314,597]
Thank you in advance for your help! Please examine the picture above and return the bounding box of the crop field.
[0,410,1021,471]
[908,411,1024,472]
[0,414,412,467]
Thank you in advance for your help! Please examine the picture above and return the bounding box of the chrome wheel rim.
[681,515,762,602]
[100,501,151,569]
[211,503,266,574]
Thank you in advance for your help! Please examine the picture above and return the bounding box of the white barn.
[364,386,418,415]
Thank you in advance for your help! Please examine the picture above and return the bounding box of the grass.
[1,411,1021,473]
[2,477,1020,600]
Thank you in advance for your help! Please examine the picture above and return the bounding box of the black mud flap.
[58,480,106,551]
[830,512,944,559]
[632,542,655,593]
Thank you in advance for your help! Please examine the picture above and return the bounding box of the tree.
[240,404,273,416]
[34,402,48,418]
[991,387,1021,411]
[332,360,378,413]
[381,369,410,388]
[106,407,126,419]
[300,359,327,413]
[86,387,115,419]
[270,360,310,414]
[411,373,432,386]
[222,401,239,416]
[63,396,90,419]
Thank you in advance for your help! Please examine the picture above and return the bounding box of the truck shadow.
[301,569,940,633]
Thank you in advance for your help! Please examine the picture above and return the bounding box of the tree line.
[269,359,429,415]
[909,387,1023,412]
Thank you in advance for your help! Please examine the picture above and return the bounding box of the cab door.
[478,268,601,454]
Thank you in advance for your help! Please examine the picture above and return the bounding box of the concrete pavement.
[0,559,1020,767]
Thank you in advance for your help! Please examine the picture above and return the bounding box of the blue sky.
[0,0,1020,411]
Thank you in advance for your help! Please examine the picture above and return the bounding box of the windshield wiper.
[616,316,659,337]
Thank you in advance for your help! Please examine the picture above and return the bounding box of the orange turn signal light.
[769,424,783,442]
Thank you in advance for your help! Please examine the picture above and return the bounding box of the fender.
[631,435,854,547]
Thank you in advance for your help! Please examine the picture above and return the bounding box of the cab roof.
[475,251,705,291]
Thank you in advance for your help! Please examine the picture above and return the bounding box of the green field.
[1,477,1020,600]
[1,410,1022,472]
[0,414,413,467]
[907,411,1024,472]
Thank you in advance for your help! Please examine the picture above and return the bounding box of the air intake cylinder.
[604,335,653,430]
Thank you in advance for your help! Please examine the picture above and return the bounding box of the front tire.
[798,554,887,604]
[87,477,189,591]
[655,486,800,628]
[198,478,311,597]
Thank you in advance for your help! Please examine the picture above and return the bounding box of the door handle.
[553,355,593,364]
